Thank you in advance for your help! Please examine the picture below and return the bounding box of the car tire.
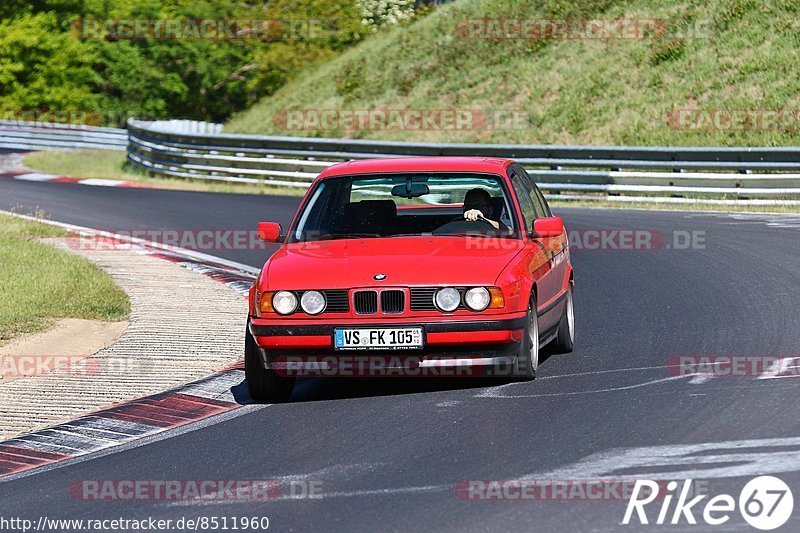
[245,327,295,403]
[514,296,539,380]
[552,283,575,354]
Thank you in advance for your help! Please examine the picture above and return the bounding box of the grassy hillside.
[227,0,800,146]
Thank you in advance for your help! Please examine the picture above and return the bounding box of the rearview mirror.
[257,222,282,243]
[391,183,430,199]
[532,217,564,238]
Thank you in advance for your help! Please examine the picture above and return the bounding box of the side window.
[510,170,537,230]
[517,166,549,218]
[531,183,551,217]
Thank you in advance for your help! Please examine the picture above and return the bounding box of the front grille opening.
[380,290,405,314]
[323,290,349,313]
[410,288,438,311]
[354,290,378,314]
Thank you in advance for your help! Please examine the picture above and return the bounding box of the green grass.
[23,150,144,184]
[0,213,130,344]
[226,0,800,147]
[23,150,306,197]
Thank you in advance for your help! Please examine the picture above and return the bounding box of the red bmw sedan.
[246,157,574,401]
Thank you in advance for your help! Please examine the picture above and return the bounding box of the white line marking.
[165,484,451,507]
[530,436,800,481]
[538,364,685,380]
[476,375,697,398]
[78,178,126,187]
[688,374,713,385]
[37,428,120,446]
[2,437,81,455]
[13,432,102,452]
[58,422,153,441]
[13,173,58,182]
[65,416,159,436]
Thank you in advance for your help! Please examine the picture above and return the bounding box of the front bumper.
[248,315,526,377]
[249,315,526,348]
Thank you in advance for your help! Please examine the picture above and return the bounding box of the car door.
[522,166,569,313]
[509,167,560,332]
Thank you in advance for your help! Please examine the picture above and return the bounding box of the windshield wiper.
[435,232,513,238]
[316,233,382,241]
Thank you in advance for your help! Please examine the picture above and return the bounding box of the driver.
[462,188,507,232]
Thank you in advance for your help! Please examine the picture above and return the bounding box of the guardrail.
[0,120,127,151]
[127,119,800,205]
[3,118,799,205]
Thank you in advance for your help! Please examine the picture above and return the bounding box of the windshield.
[289,173,518,243]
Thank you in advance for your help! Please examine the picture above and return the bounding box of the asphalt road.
[2,178,800,532]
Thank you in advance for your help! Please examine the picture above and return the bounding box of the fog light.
[465,287,491,311]
[273,291,298,315]
[300,290,326,315]
[434,288,460,312]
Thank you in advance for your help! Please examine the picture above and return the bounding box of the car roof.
[317,157,513,180]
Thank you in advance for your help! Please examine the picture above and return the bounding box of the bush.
[357,0,416,31]
[0,0,369,124]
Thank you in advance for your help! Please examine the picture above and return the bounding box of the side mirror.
[532,216,564,238]
[257,222,282,243]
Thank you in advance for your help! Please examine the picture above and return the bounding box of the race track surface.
[2,178,800,531]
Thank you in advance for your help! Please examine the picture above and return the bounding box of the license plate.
[334,327,423,350]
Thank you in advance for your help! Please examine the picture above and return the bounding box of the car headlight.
[273,291,298,315]
[464,287,491,311]
[434,287,461,312]
[300,290,326,315]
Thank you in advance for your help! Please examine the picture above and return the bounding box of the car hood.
[263,237,524,289]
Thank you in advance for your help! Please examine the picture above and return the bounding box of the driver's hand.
[464,209,483,222]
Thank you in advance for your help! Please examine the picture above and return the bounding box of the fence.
[0,120,127,151]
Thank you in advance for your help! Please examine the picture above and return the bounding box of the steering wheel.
[472,214,497,227]
[433,218,494,235]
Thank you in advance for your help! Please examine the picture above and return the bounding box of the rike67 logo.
[623,476,794,530]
